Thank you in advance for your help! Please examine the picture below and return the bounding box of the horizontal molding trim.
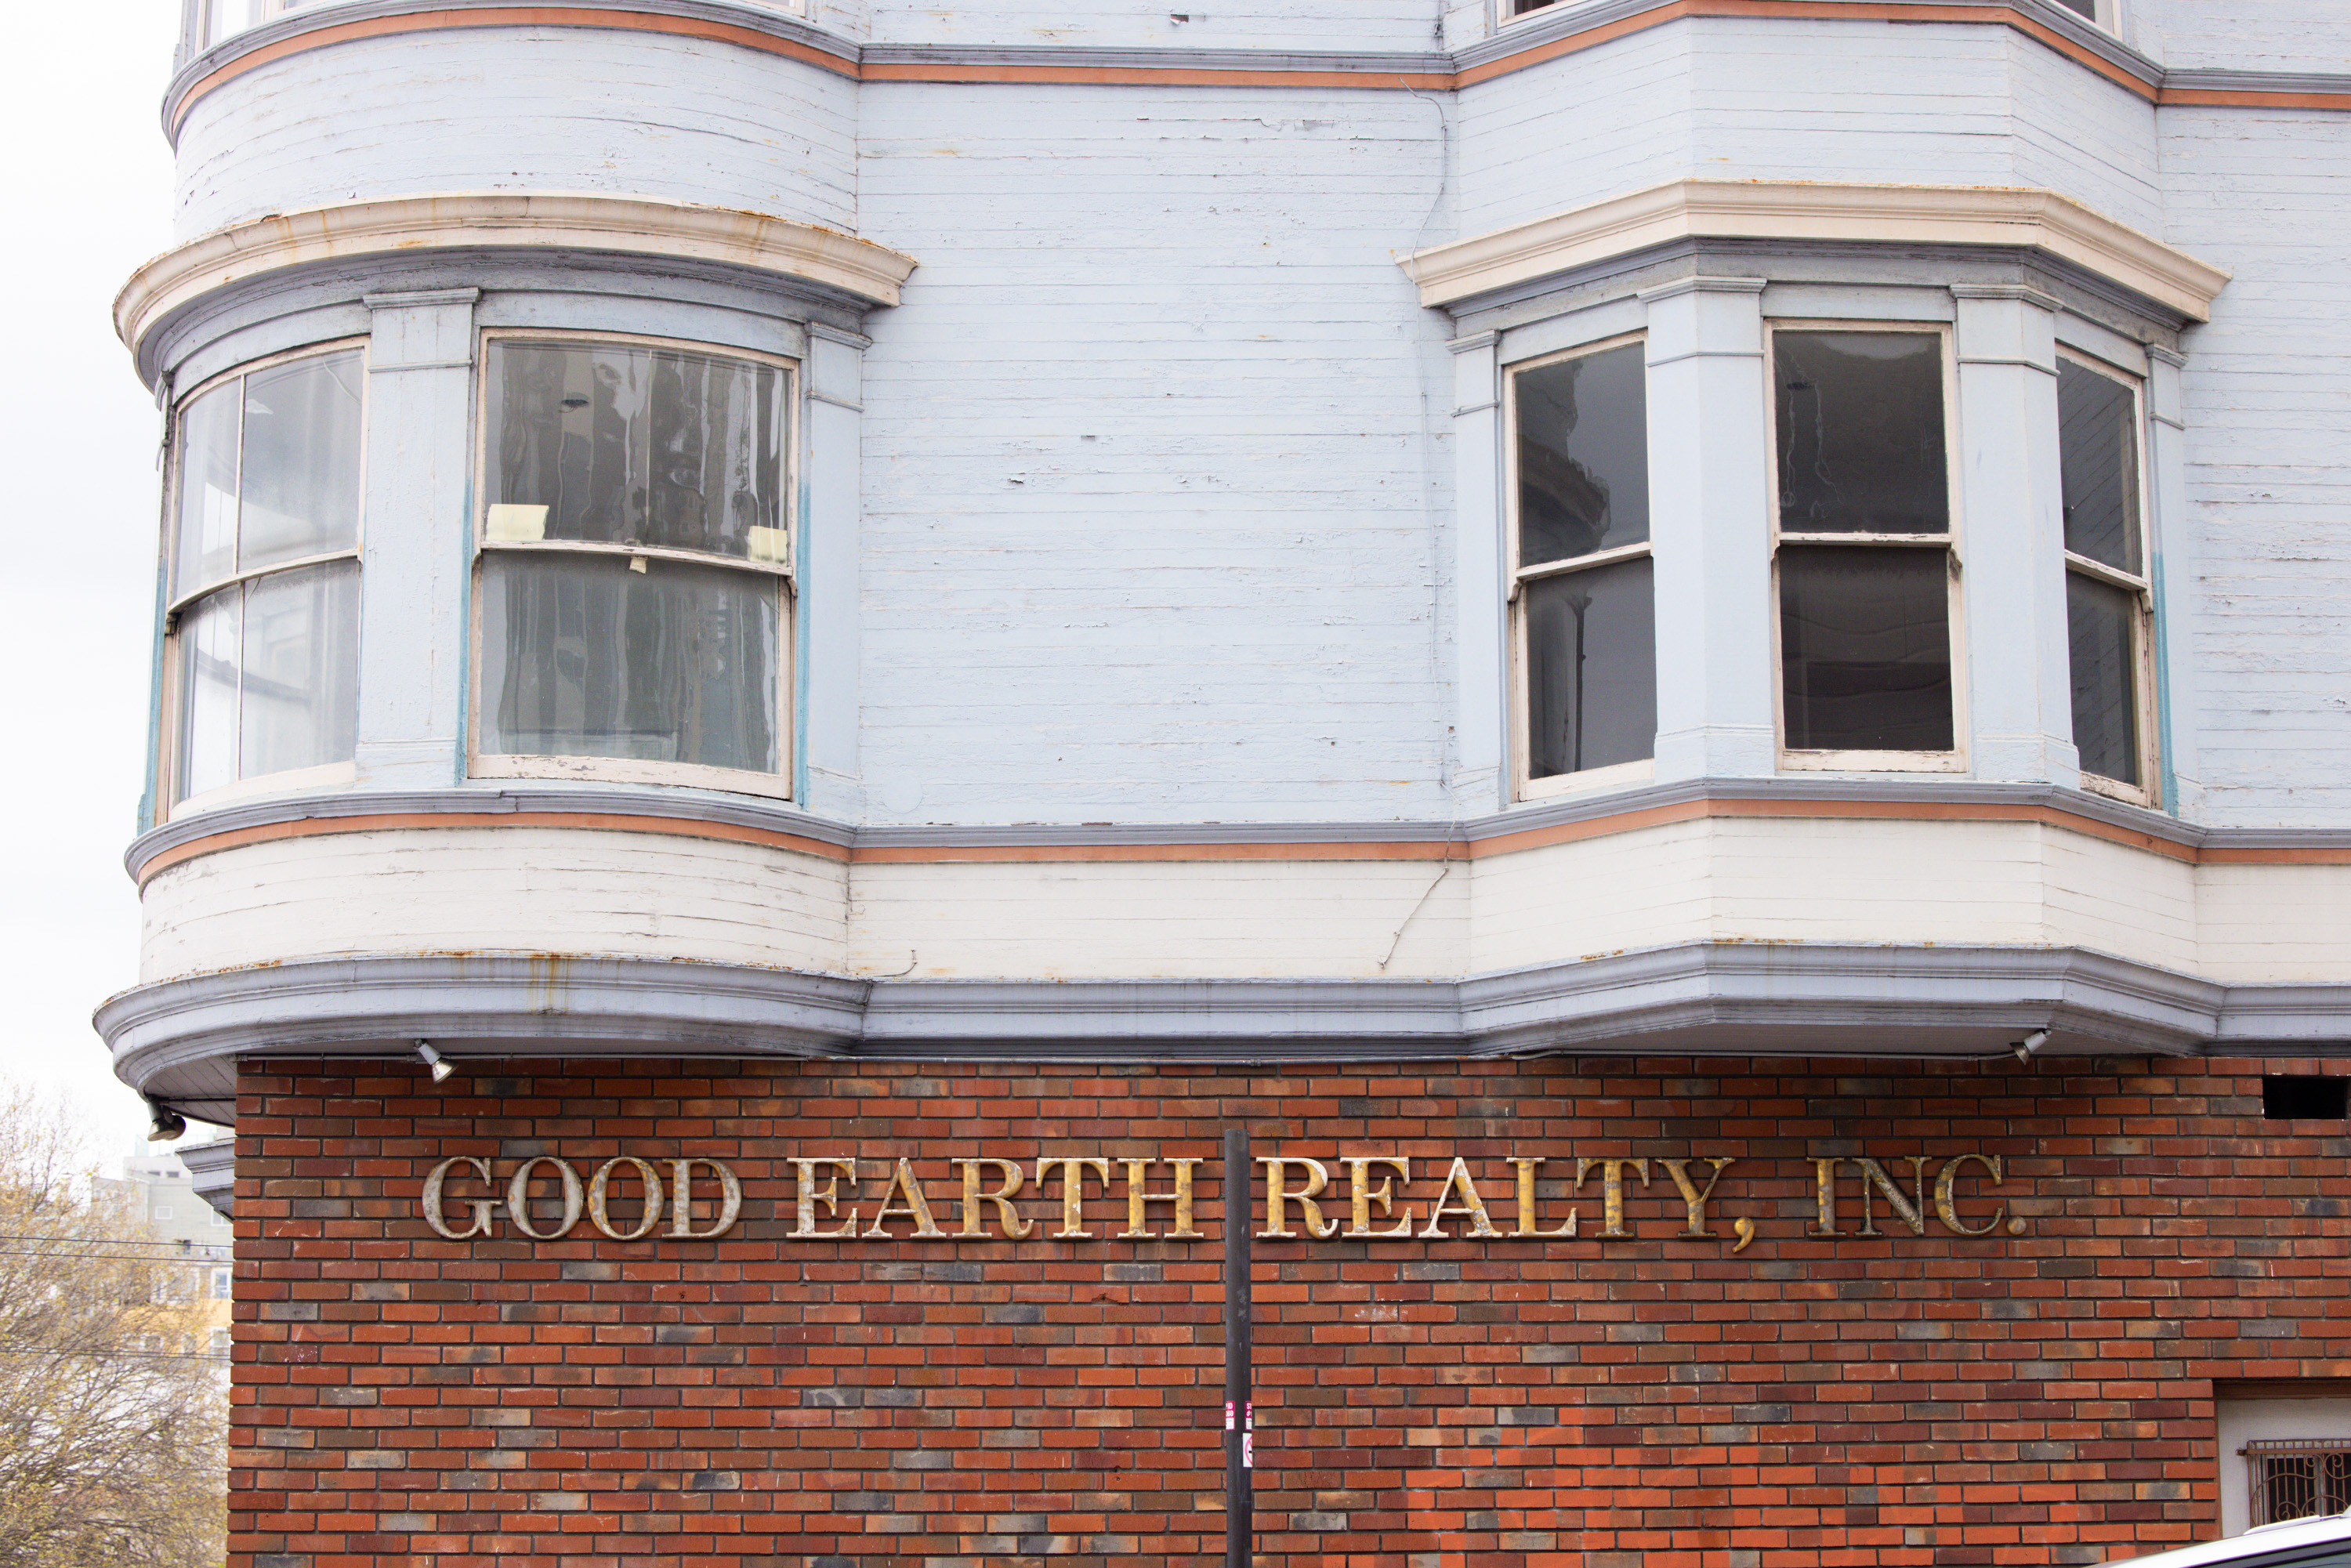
[163,0,2351,136]
[114,192,920,356]
[124,779,2351,886]
[1400,179,2232,320]
[99,943,2351,1115]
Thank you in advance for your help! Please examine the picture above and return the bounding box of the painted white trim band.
[116,191,920,353]
[1399,180,2231,320]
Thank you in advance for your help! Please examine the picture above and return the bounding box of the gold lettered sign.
[418,1150,2023,1248]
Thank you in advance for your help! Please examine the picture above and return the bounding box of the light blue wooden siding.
[853,82,1458,823]
[2159,105,2351,827]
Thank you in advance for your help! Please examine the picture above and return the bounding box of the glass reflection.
[480,555,780,773]
[2058,360,2140,574]
[241,563,361,780]
[2067,573,2139,784]
[1780,547,1954,751]
[1525,557,1655,778]
[178,592,241,802]
[238,356,364,573]
[175,382,241,598]
[489,342,784,559]
[1516,343,1650,567]
[1776,332,1948,535]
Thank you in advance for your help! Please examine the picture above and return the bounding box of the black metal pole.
[1223,1127,1252,1568]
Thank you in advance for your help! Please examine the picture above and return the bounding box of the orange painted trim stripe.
[134,797,2351,884]
[169,0,2351,132]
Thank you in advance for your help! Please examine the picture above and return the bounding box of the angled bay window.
[1772,327,1959,765]
[166,349,364,806]
[1510,338,1654,791]
[475,335,792,791]
[2058,354,2152,795]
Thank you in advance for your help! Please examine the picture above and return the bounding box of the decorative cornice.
[96,943,2351,1115]
[1399,179,2232,320]
[122,777,2351,887]
[161,0,2351,139]
[114,192,919,357]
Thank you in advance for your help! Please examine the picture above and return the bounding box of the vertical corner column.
[2143,344,2201,816]
[355,287,479,791]
[1447,329,1509,817]
[800,322,868,817]
[1951,284,2077,787]
[1641,276,1776,783]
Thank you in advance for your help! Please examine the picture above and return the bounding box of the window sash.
[1766,321,1963,767]
[164,345,367,810]
[2055,351,2154,795]
[1506,335,1657,792]
[472,330,798,787]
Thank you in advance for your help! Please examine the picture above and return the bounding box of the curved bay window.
[2057,354,2154,796]
[167,349,364,807]
[1509,337,1655,794]
[1771,327,1959,767]
[475,335,792,792]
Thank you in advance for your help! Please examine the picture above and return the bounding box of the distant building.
[100,2,2351,1566]
[101,1148,234,1361]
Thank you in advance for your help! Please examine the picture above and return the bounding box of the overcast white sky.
[0,2,213,1160]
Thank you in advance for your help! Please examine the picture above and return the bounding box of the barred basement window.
[474,334,793,793]
[166,346,364,808]
[1770,326,1961,767]
[1509,336,1655,792]
[2058,354,2154,797]
[2246,1440,2351,1527]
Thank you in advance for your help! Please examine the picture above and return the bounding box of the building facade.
[105,1,2351,1564]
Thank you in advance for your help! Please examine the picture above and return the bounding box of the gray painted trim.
[165,0,861,139]
[178,1138,236,1219]
[161,0,2349,147]
[122,773,2351,882]
[2164,69,2351,100]
[97,943,2350,1114]
[1453,0,2160,85]
[857,43,1454,74]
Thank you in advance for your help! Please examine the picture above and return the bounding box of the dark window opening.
[2263,1075,2350,1121]
[2248,1440,2351,1526]
[2051,0,2097,18]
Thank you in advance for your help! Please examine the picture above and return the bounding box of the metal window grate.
[2244,1440,2351,1527]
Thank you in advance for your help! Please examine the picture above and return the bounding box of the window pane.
[178,588,241,801]
[175,382,242,598]
[1525,556,1654,778]
[2067,570,2139,785]
[489,342,647,546]
[241,562,360,780]
[1516,342,1649,566]
[480,555,780,772]
[1775,331,1948,535]
[2051,0,2094,16]
[1780,545,1954,751]
[237,353,364,572]
[489,342,784,559]
[2058,360,2141,574]
[647,350,784,557]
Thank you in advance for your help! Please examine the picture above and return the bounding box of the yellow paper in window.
[486,504,549,542]
[747,526,788,565]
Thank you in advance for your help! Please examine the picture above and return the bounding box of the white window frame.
[467,328,799,799]
[1766,317,1969,775]
[161,339,369,820]
[2056,347,2158,805]
[1505,331,1657,802]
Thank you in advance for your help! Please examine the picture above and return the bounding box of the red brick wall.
[230,1055,2351,1568]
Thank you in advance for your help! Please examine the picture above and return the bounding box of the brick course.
[230,1055,2351,1568]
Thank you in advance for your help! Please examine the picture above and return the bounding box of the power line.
[0,1346,230,1365]
[0,1233,230,1250]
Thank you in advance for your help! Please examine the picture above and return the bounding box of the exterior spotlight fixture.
[145,1095,187,1142]
[2012,1028,2051,1064]
[415,1041,455,1084]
